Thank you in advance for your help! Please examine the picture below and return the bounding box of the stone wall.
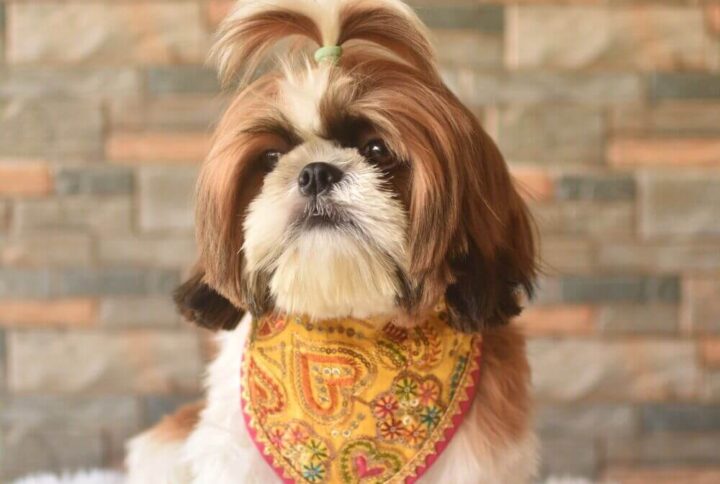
[0,0,719,481]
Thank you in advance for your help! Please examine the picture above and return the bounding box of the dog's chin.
[268,226,401,321]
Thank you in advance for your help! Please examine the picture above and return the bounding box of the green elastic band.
[314,45,343,65]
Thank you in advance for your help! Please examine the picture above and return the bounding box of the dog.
[125,1,538,482]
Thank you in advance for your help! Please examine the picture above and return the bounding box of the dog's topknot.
[211,0,437,86]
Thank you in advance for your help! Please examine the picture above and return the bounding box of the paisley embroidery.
[247,357,286,423]
[241,305,483,483]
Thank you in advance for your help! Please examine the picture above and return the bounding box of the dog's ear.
[174,269,244,331]
[443,127,537,333]
[396,83,537,332]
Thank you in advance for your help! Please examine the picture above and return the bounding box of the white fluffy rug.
[12,470,592,484]
[12,470,124,484]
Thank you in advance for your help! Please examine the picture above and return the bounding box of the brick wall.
[0,0,719,481]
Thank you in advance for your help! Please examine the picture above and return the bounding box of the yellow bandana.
[240,305,483,483]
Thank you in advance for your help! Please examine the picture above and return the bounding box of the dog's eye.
[362,139,393,166]
[260,150,282,171]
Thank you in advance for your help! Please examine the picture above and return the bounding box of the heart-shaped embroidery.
[354,455,385,479]
[340,440,403,483]
[292,337,375,423]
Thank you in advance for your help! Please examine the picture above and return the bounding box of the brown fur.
[177,1,536,333]
[149,401,204,443]
[475,325,532,446]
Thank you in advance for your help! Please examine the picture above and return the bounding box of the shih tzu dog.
[125,0,538,483]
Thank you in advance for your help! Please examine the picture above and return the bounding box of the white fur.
[243,138,407,320]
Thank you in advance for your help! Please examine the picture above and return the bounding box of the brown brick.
[7,3,209,64]
[684,276,720,334]
[609,138,720,166]
[99,236,197,268]
[0,299,97,328]
[0,161,52,196]
[510,166,554,202]
[205,0,234,29]
[7,330,203,394]
[109,96,228,132]
[517,305,595,336]
[433,29,501,69]
[702,339,720,368]
[508,6,711,71]
[708,5,720,35]
[607,434,720,467]
[605,467,720,484]
[107,132,210,163]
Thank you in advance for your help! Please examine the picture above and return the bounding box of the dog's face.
[176,0,536,332]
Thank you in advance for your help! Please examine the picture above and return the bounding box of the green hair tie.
[314,45,343,65]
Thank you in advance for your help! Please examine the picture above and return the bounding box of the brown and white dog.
[125,0,538,482]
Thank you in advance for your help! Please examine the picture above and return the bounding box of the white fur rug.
[12,470,124,484]
[12,470,592,484]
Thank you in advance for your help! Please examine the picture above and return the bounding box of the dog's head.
[176,0,536,332]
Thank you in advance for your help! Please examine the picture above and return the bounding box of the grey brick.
[598,304,678,334]
[539,437,598,479]
[556,174,636,201]
[536,404,637,439]
[531,202,634,238]
[0,201,9,234]
[0,330,6,392]
[530,338,699,401]
[100,296,180,327]
[650,73,720,100]
[98,236,197,268]
[55,165,134,195]
[0,67,141,99]
[561,275,680,303]
[497,105,604,164]
[539,237,595,274]
[49,268,180,297]
[612,104,720,136]
[641,404,720,433]
[147,66,220,95]
[0,396,140,480]
[447,70,642,106]
[607,434,720,466]
[139,166,198,232]
[0,3,5,63]
[140,395,201,427]
[0,98,103,160]
[416,6,503,33]
[0,233,93,267]
[7,330,203,394]
[0,269,51,298]
[14,197,132,233]
[640,171,720,238]
[432,30,501,69]
[598,243,720,273]
[109,95,228,132]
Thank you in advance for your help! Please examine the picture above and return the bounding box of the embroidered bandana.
[240,306,483,483]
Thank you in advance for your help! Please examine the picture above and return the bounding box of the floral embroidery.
[266,421,333,481]
[241,306,483,483]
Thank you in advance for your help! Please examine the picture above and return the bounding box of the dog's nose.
[298,162,343,196]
